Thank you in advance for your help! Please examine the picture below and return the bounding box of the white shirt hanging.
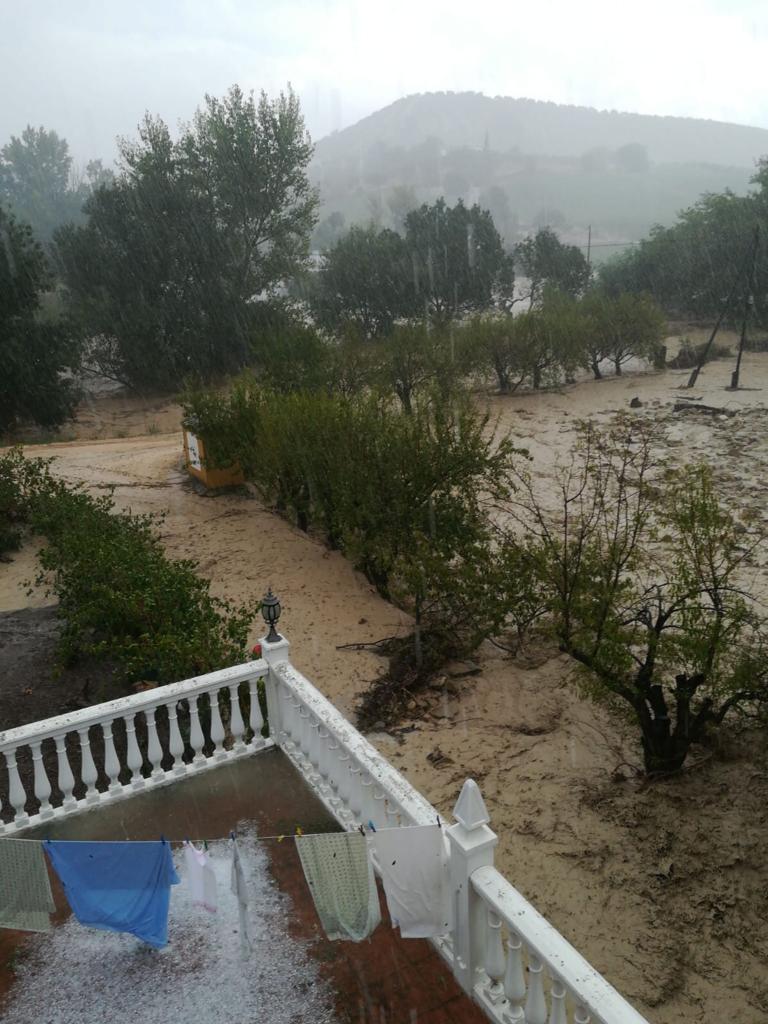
[371,824,452,938]
[183,841,218,913]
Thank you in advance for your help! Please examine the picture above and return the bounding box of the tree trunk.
[532,366,542,390]
[591,358,602,380]
[614,358,622,376]
[637,687,692,773]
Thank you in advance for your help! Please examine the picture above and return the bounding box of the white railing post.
[261,632,290,743]
[447,779,498,996]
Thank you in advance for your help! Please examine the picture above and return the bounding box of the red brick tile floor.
[0,748,487,1023]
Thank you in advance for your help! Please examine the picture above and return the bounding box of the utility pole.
[730,225,760,391]
[687,230,758,388]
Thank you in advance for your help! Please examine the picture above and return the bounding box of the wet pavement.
[0,748,486,1023]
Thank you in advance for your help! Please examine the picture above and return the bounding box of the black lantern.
[261,587,282,643]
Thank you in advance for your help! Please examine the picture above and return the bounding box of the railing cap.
[453,778,490,830]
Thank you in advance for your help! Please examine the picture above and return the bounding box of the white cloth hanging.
[371,824,452,938]
[183,841,217,913]
[230,837,252,957]
[295,831,381,942]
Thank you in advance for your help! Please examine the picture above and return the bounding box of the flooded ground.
[3,334,768,1022]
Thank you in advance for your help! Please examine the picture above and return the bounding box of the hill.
[310,92,767,251]
[314,91,768,168]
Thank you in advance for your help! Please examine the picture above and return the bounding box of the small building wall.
[182,428,245,489]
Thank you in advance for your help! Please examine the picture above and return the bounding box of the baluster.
[360,772,375,825]
[574,1003,591,1024]
[78,727,100,803]
[144,707,165,780]
[5,748,29,825]
[208,687,226,760]
[31,741,53,819]
[525,954,548,1024]
[316,723,330,791]
[326,733,341,806]
[279,690,294,750]
[102,719,123,794]
[503,931,526,1023]
[289,697,304,754]
[228,682,247,754]
[385,798,400,828]
[337,750,352,811]
[548,976,567,1024]
[483,909,506,1005]
[54,734,77,808]
[166,700,187,775]
[248,677,265,745]
[8,759,28,824]
[349,761,362,819]
[124,714,145,788]
[307,714,322,783]
[298,705,311,763]
[188,696,207,766]
[372,783,387,830]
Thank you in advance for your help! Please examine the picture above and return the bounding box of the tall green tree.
[0,207,79,432]
[600,166,768,325]
[515,228,591,307]
[310,224,419,338]
[405,198,514,326]
[56,86,317,390]
[0,126,89,242]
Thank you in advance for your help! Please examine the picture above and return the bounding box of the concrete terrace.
[0,749,487,1024]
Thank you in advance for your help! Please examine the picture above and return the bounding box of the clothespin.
[436,815,442,829]
[358,825,365,836]
[295,826,303,836]
[230,830,236,841]
[367,820,377,833]
[203,840,209,852]
[277,835,285,843]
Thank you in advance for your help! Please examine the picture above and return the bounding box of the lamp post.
[261,587,282,643]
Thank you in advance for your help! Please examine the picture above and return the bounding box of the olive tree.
[502,419,768,774]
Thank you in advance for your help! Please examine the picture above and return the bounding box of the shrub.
[2,450,257,684]
[184,382,522,667]
[667,336,732,369]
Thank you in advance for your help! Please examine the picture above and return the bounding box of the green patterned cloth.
[0,839,55,933]
[295,832,380,942]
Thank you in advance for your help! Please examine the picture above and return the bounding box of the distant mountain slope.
[314,92,768,168]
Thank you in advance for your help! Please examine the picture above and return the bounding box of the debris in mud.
[426,747,454,769]
[673,402,737,417]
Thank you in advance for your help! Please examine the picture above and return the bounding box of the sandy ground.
[2,331,768,1023]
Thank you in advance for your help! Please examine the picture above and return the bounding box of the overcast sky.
[2,0,767,165]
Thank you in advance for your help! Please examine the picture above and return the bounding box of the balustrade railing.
[0,660,269,834]
[258,636,651,1024]
[2,630,651,1023]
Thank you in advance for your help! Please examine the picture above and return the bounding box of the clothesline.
[1,821,442,846]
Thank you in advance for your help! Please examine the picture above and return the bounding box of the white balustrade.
[0,661,268,835]
[2,631,651,1024]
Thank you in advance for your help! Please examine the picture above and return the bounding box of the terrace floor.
[0,748,486,1024]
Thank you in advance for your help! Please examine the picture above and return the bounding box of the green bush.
[1,450,257,684]
[184,381,522,663]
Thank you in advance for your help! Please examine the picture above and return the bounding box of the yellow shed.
[182,423,245,489]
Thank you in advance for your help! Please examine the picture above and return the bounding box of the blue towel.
[44,840,180,949]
